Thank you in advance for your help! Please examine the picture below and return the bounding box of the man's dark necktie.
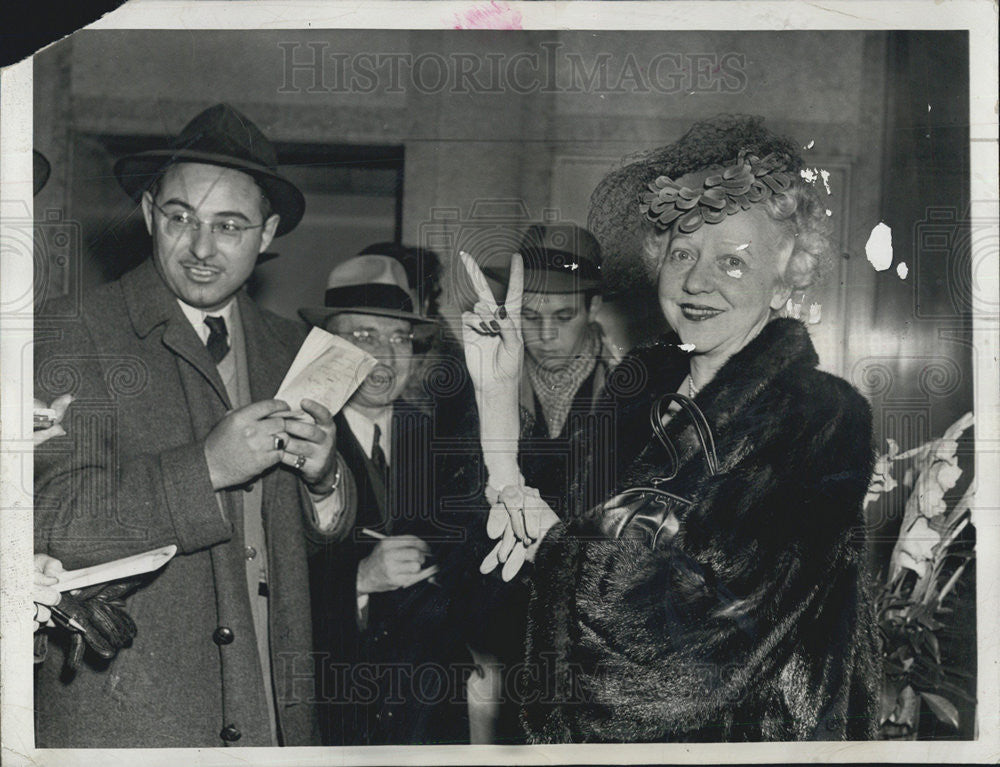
[204,315,230,364]
[371,423,388,480]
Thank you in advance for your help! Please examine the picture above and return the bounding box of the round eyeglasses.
[343,329,415,349]
[150,200,266,245]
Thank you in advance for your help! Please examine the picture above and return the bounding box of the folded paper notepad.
[275,327,377,421]
[56,545,178,592]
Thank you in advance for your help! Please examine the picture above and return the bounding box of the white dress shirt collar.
[176,298,235,344]
[342,404,393,463]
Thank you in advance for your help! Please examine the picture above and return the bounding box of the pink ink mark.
[452,1,523,30]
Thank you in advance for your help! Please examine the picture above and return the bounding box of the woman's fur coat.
[522,319,881,742]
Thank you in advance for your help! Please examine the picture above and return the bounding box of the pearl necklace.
[688,375,700,398]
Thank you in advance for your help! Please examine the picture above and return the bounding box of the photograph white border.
[2,2,997,765]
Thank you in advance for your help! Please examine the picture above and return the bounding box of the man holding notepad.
[301,252,478,746]
[34,104,357,747]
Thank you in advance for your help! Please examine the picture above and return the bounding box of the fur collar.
[617,318,819,491]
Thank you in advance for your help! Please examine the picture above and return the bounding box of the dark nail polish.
[490,320,501,332]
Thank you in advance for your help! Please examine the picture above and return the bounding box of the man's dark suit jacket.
[309,397,483,746]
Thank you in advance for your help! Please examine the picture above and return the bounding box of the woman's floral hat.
[639,150,793,233]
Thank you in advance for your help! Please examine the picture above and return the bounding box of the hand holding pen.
[358,528,440,590]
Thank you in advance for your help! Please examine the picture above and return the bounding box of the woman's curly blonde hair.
[588,115,834,294]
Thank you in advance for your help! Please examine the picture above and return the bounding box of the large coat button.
[220,724,241,742]
[213,626,235,645]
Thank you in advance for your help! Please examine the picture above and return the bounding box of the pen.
[42,603,86,633]
[359,528,440,587]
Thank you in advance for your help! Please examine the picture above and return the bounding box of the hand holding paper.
[275,327,377,421]
[273,327,376,488]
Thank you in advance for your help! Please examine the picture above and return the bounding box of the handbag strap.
[648,392,720,478]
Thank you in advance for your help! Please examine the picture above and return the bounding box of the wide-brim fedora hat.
[113,103,305,237]
[482,223,603,293]
[299,253,438,335]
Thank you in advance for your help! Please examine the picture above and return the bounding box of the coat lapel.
[238,291,297,404]
[335,412,388,529]
[234,291,305,539]
[690,318,817,470]
[122,259,231,409]
[628,319,818,492]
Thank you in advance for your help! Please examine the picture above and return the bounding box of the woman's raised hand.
[459,251,524,398]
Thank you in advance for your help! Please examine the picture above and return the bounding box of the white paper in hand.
[56,545,178,592]
[276,327,377,420]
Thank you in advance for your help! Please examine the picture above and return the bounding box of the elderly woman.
[461,116,879,742]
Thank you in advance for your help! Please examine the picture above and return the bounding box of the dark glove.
[57,578,141,671]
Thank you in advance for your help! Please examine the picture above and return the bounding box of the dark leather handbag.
[595,392,719,547]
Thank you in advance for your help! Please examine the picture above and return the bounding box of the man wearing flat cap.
[34,103,355,747]
[472,222,616,743]
[302,252,478,746]
[482,223,613,510]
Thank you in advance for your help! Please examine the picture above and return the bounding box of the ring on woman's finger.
[273,435,286,452]
[292,453,307,470]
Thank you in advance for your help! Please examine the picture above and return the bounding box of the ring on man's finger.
[273,435,286,452]
[292,453,306,470]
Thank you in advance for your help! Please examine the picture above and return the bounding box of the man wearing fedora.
[34,103,355,747]
[302,252,479,746]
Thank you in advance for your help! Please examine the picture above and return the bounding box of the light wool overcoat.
[34,259,334,747]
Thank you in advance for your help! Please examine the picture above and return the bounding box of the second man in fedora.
[303,251,478,746]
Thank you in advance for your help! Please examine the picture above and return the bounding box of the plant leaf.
[915,612,944,632]
[920,692,960,729]
[922,630,942,664]
[934,680,977,704]
[892,685,920,726]
[940,666,976,680]
[880,677,902,723]
[883,661,906,676]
